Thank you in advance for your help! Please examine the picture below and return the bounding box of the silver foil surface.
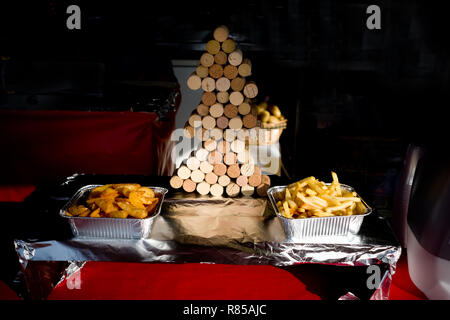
[14,191,401,300]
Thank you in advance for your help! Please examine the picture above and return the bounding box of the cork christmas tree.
[170,25,271,197]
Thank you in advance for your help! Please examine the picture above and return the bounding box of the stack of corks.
[170,25,270,197]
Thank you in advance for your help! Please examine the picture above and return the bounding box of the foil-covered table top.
[13,175,402,300]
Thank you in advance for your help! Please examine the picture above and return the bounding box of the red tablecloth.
[0,186,427,300]
[0,109,177,185]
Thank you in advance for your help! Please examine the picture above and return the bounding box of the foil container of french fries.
[267,173,372,241]
[60,184,168,239]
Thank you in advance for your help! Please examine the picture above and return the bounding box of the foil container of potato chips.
[59,185,168,239]
[267,184,372,242]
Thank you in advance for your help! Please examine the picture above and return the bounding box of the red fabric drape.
[47,262,321,300]
[0,110,176,184]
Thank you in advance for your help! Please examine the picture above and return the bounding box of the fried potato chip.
[137,187,155,199]
[88,184,113,199]
[69,184,157,220]
[128,191,146,209]
[116,201,136,212]
[94,198,118,214]
[99,188,119,199]
[114,184,141,197]
[68,205,90,217]
[116,201,147,218]
[145,198,159,216]
[108,210,129,219]
[127,207,147,219]
[90,208,101,218]
[79,209,91,217]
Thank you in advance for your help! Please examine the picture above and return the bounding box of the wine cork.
[214,51,228,65]
[223,129,236,142]
[231,140,245,153]
[170,175,183,189]
[240,163,255,176]
[183,125,195,139]
[196,65,209,78]
[228,49,243,66]
[209,128,223,141]
[209,103,224,118]
[221,39,236,53]
[248,127,258,144]
[206,40,221,55]
[216,116,229,129]
[190,169,205,183]
[186,157,200,171]
[210,184,224,197]
[261,174,270,185]
[200,53,214,67]
[195,148,209,162]
[248,174,262,187]
[241,185,255,196]
[237,150,253,164]
[196,127,210,141]
[236,175,248,187]
[213,25,229,42]
[224,104,238,119]
[226,183,240,197]
[256,175,271,197]
[243,113,257,129]
[253,165,262,177]
[187,74,202,90]
[256,183,270,197]
[177,166,191,180]
[237,128,249,141]
[196,182,210,195]
[208,64,224,79]
[229,91,244,106]
[202,115,216,130]
[213,163,227,176]
[216,91,229,104]
[230,77,246,92]
[238,59,252,77]
[196,104,209,117]
[183,179,196,193]
[238,102,251,115]
[218,175,231,187]
[202,92,216,106]
[227,164,241,178]
[201,77,216,92]
[205,172,218,185]
[215,77,230,92]
[223,152,237,165]
[243,82,258,98]
[188,114,202,128]
[228,116,243,130]
[216,140,231,154]
[223,65,238,80]
[204,139,217,152]
[208,151,223,165]
[199,161,213,174]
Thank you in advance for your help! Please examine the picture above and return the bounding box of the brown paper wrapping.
[161,192,282,246]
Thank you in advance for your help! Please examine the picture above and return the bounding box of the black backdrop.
[1,0,449,212]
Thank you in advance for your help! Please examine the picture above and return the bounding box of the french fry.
[277,172,366,219]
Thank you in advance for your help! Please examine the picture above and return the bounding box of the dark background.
[1,0,449,214]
